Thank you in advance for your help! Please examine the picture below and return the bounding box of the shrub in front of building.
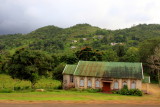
[112,85,143,96]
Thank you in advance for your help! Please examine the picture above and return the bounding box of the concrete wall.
[63,75,142,90]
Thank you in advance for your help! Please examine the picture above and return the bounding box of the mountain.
[0,23,160,54]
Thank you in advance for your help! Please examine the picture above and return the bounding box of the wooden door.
[102,82,111,92]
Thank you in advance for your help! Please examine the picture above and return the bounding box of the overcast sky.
[0,0,160,34]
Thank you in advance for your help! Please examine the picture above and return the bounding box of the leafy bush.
[0,89,12,93]
[14,86,21,91]
[129,89,143,96]
[14,86,30,91]
[23,86,30,90]
[54,85,62,89]
[68,88,101,93]
[113,85,143,96]
[83,88,102,93]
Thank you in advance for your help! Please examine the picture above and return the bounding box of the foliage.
[82,88,102,93]
[7,48,55,88]
[113,85,143,96]
[69,88,101,93]
[103,49,119,61]
[139,37,160,63]
[0,74,61,90]
[147,44,160,86]
[113,44,126,58]
[75,47,103,61]
[59,54,78,64]
[52,63,66,81]
[0,24,160,56]
[122,47,140,62]
[0,50,11,73]
[139,38,160,82]
[0,89,13,93]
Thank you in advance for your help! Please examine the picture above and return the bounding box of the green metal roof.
[62,64,77,75]
[63,61,143,79]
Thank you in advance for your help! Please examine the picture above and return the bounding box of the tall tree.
[113,44,126,58]
[7,48,55,88]
[122,47,140,62]
[75,47,103,61]
[52,63,65,81]
[147,45,160,86]
[139,38,160,62]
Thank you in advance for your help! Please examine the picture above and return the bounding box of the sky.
[0,0,160,34]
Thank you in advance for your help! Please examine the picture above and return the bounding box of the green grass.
[0,74,61,90]
[0,90,143,101]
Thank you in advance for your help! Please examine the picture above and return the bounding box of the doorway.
[102,82,111,92]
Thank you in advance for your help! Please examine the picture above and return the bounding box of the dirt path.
[0,100,160,107]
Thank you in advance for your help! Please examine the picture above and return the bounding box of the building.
[62,61,144,92]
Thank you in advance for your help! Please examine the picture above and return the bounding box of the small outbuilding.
[62,61,144,92]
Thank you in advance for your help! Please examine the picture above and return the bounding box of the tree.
[139,38,160,62]
[113,44,126,58]
[102,50,119,61]
[60,54,78,64]
[147,45,160,86]
[75,47,103,61]
[52,63,65,81]
[7,48,55,88]
[122,47,140,62]
[0,50,11,74]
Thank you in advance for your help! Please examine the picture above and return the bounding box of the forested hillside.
[0,24,160,54]
[0,23,160,83]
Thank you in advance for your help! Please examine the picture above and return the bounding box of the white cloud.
[0,0,160,34]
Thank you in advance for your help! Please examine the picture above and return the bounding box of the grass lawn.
[0,90,160,103]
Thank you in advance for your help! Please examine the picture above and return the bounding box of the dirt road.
[0,103,159,107]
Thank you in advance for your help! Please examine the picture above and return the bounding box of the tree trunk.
[31,82,36,89]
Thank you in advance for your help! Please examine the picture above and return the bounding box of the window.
[131,81,136,89]
[122,81,127,88]
[87,79,92,87]
[70,75,74,83]
[114,81,119,89]
[95,80,100,88]
[80,78,84,87]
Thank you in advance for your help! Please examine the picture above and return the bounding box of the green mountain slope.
[0,23,160,54]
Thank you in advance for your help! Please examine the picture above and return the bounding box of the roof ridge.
[73,61,81,75]
[79,60,142,64]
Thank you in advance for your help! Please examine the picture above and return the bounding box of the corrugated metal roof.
[63,61,143,79]
[62,64,77,75]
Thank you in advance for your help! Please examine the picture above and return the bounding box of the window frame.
[131,81,136,89]
[95,79,100,88]
[70,75,74,83]
[114,81,119,89]
[79,78,84,87]
[122,81,127,88]
[87,78,92,88]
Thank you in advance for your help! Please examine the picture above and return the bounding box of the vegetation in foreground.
[112,85,143,96]
[0,74,61,92]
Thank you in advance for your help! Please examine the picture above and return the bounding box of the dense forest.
[0,23,160,84]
